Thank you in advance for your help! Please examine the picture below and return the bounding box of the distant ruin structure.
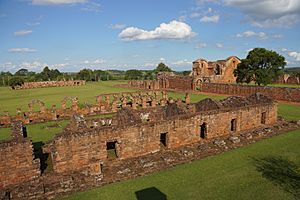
[190,56,241,84]
[13,80,86,90]
[128,56,300,103]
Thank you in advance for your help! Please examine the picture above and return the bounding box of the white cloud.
[224,0,300,27]
[190,12,201,18]
[51,63,70,68]
[200,15,219,23]
[172,59,191,66]
[288,51,300,61]
[81,2,101,12]
[196,0,220,5]
[216,43,223,48]
[195,43,207,48]
[281,48,288,52]
[14,30,33,36]
[31,0,87,5]
[20,61,47,71]
[236,31,268,39]
[26,22,40,26]
[83,59,106,65]
[119,20,196,41]
[109,24,126,30]
[8,48,37,53]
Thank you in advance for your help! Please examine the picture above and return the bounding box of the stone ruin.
[0,92,293,200]
[12,80,86,90]
[0,90,177,127]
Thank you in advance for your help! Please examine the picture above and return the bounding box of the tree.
[125,70,143,80]
[154,63,172,74]
[9,76,24,88]
[234,48,286,86]
[14,69,29,76]
[76,69,93,81]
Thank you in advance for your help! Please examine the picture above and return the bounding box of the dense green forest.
[0,62,192,87]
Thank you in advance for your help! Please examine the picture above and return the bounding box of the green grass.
[60,129,300,200]
[278,103,300,121]
[0,81,134,115]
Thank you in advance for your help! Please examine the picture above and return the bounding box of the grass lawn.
[60,129,300,200]
[0,81,134,115]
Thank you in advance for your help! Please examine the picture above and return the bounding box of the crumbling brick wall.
[199,83,300,103]
[13,80,86,90]
[45,94,277,174]
[0,139,40,189]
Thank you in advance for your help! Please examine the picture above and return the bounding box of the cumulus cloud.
[81,2,101,12]
[288,51,300,61]
[14,30,33,36]
[236,31,268,39]
[8,48,37,53]
[83,59,106,65]
[172,59,191,66]
[31,0,87,5]
[109,24,126,30]
[224,0,300,27]
[200,15,219,23]
[119,20,196,41]
[195,43,207,48]
[216,43,224,48]
[20,61,47,71]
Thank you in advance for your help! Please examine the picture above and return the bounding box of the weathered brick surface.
[13,80,86,90]
[199,83,300,103]
[44,93,277,174]
[0,139,40,189]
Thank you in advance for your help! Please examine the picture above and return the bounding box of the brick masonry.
[13,80,86,90]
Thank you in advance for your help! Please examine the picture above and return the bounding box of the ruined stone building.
[190,56,241,84]
[0,92,278,199]
[13,80,86,90]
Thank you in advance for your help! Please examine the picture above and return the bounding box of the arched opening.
[200,122,207,139]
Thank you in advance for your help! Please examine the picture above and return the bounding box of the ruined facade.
[190,56,241,84]
[274,74,300,85]
[13,80,86,90]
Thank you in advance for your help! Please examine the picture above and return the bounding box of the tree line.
[1,62,189,87]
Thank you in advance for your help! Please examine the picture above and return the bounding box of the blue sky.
[0,0,300,72]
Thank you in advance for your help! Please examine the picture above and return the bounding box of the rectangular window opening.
[106,141,118,159]
[261,112,266,124]
[160,133,167,147]
[231,119,237,132]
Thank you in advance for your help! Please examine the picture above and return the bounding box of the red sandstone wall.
[47,103,277,174]
[168,76,193,90]
[200,83,300,103]
[0,139,40,189]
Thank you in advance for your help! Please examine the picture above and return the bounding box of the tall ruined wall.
[46,99,277,174]
[0,139,40,189]
[13,80,86,90]
[167,76,193,90]
[199,83,300,103]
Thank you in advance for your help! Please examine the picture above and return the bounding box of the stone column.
[142,97,147,108]
[185,93,191,105]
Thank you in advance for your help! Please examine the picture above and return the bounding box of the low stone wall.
[199,83,300,103]
[13,80,86,90]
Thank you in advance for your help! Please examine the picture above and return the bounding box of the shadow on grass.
[252,156,300,199]
[135,187,167,200]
